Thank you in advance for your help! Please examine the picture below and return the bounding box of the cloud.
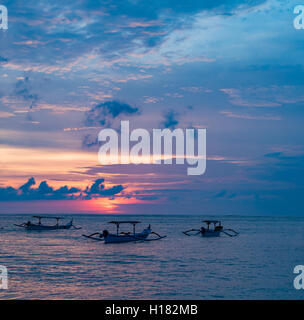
[211,190,238,199]
[83,100,140,147]
[220,88,281,107]
[87,178,105,194]
[134,195,160,201]
[228,192,237,199]
[0,111,15,118]
[220,86,304,109]
[13,76,39,109]
[0,177,124,201]
[143,96,162,104]
[1,0,266,79]
[55,185,80,194]
[1,0,303,216]
[161,110,179,129]
[85,178,124,197]
[220,111,281,121]
[38,181,54,194]
[0,56,8,64]
[96,185,124,197]
[212,189,227,198]
[85,100,140,127]
[82,134,98,148]
[181,86,205,93]
[264,152,282,159]
[102,0,263,18]
[19,177,36,193]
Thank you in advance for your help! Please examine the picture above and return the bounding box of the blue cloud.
[213,190,227,198]
[161,110,179,129]
[83,100,140,147]
[19,177,35,193]
[264,152,282,159]
[85,100,139,127]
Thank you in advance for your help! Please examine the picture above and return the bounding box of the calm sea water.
[0,214,304,300]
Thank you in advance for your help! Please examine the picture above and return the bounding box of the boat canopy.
[203,220,221,224]
[108,221,141,225]
[33,216,64,220]
[107,221,141,235]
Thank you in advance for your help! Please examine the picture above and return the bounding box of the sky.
[0,0,304,215]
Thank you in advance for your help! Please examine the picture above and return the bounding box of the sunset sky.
[0,0,304,214]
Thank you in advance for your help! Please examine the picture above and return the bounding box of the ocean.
[0,214,303,300]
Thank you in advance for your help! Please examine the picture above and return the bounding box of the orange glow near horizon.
[0,144,184,214]
[89,196,159,213]
[0,197,161,214]
[0,144,99,188]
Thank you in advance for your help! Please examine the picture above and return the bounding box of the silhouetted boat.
[183,220,239,237]
[14,216,81,231]
[83,221,166,244]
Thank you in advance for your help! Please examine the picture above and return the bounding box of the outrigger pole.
[220,229,239,237]
[83,232,166,242]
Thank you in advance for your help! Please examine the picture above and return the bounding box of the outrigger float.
[183,220,239,237]
[14,216,82,231]
[83,221,167,244]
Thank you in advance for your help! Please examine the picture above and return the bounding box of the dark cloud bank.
[0,178,124,201]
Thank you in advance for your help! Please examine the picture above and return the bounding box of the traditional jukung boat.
[183,220,239,237]
[14,216,81,231]
[83,221,166,244]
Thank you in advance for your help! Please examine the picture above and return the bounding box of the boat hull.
[201,230,221,237]
[104,230,151,244]
[15,223,72,230]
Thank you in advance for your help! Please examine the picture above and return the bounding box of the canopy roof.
[203,220,221,224]
[108,221,141,225]
[33,216,64,220]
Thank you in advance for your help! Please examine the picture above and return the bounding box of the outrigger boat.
[83,221,166,244]
[14,216,81,231]
[183,220,239,237]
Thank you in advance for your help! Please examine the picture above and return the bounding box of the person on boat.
[215,225,223,232]
[102,230,109,238]
[200,227,206,234]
